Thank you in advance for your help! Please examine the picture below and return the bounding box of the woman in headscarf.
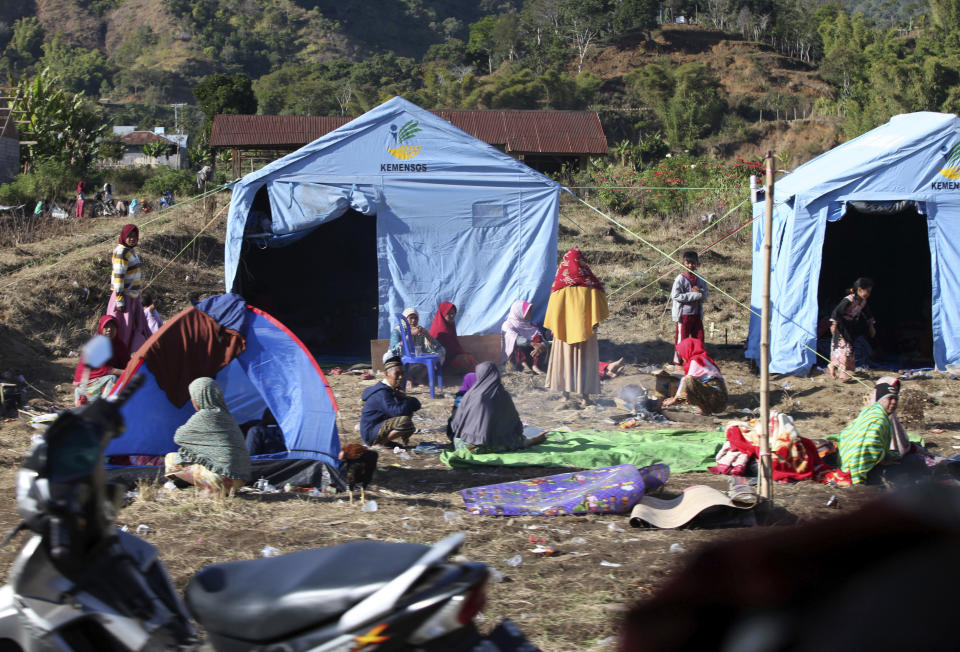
[848,377,959,483]
[429,301,478,374]
[827,277,876,380]
[164,377,251,497]
[544,249,608,406]
[870,376,911,456]
[503,298,623,378]
[838,379,903,485]
[446,372,478,442]
[662,338,728,415]
[72,315,130,406]
[385,307,445,385]
[450,362,547,452]
[501,300,547,374]
[107,224,152,354]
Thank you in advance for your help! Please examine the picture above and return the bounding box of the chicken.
[339,444,378,504]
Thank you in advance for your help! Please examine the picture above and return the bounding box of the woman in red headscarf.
[662,338,728,415]
[106,224,152,354]
[72,315,131,406]
[429,301,479,374]
[543,249,609,406]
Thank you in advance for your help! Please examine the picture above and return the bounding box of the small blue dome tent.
[224,97,562,357]
[746,112,960,373]
[106,294,342,488]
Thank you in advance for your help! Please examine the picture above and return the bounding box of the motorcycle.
[91,192,120,217]
[0,336,536,651]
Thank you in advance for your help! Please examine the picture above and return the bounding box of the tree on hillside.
[540,68,602,108]
[930,0,960,32]
[39,37,112,96]
[627,62,725,149]
[0,16,44,79]
[626,63,673,117]
[523,0,564,46]
[562,0,613,73]
[463,63,546,108]
[612,0,658,34]
[519,0,569,73]
[705,0,733,30]
[467,15,498,73]
[492,12,522,62]
[193,73,257,134]
[663,63,726,148]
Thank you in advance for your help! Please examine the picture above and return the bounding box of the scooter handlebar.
[109,373,144,407]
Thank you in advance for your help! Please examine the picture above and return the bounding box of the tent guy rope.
[608,198,750,297]
[142,203,229,291]
[0,184,229,293]
[617,212,759,303]
[571,194,873,389]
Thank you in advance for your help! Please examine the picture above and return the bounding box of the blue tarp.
[106,301,340,467]
[746,112,960,373]
[224,97,562,342]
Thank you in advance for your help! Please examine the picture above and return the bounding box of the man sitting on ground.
[360,357,421,448]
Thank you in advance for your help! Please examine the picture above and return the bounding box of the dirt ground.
[0,199,958,650]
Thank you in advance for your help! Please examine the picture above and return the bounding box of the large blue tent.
[224,97,562,355]
[746,112,960,373]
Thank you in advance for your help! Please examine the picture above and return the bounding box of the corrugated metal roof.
[120,131,178,146]
[210,110,608,154]
[210,115,351,148]
[436,109,608,155]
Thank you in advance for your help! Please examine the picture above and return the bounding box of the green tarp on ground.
[439,429,726,473]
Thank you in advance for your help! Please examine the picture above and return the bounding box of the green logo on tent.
[387,120,422,160]
[940,142,960,180]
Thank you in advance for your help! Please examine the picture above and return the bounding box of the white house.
[111,126,188,169]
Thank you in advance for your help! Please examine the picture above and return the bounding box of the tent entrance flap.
[817,203,933,368]
[238,209,379,358]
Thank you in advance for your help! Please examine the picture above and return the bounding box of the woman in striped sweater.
[107,224,152,354]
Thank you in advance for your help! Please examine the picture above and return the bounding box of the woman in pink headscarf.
[501,300,546,374]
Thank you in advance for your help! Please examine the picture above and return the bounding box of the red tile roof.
[120,131,177,146]
[210,110,608,155]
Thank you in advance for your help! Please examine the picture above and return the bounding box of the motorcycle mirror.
[82,335,113,369]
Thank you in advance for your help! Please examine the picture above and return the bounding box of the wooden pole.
[759,153,775,500]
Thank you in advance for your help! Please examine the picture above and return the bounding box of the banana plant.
[141,140,172,164]
[15,67,107,171]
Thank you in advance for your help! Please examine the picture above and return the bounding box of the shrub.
[588,154,761,223]
[100,167,149,197]
[0,160,77,205]
[140,168,196,200]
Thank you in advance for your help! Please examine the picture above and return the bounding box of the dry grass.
[0,212,84,249]
[1,191,959,650]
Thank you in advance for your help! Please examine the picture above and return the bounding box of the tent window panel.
[472,202,506,228]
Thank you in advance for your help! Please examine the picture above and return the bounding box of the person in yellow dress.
[544,249,609,407]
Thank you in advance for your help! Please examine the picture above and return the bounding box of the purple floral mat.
[461,464,670,516]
